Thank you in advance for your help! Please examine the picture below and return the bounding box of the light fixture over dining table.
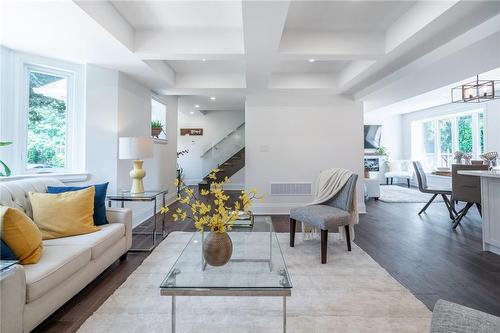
[452,75,499,103]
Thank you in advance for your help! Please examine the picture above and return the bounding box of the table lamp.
[119,137,154,194]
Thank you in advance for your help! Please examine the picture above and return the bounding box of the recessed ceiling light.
[308,58,316,63]
[194,104,200,108]
[190,111,195,115]
[202,58,206,62]
[210,96,216,101]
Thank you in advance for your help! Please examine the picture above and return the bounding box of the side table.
[107,190,168,252]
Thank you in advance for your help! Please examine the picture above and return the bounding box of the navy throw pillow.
[47,183,109,226]
[1,239,17,261]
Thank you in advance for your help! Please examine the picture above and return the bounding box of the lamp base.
[130,160,146,194]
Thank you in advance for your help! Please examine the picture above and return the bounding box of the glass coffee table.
[160,216,292,332]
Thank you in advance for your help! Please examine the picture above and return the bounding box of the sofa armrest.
[430,299,500,333]
[106,208,132,250]
[0,265,26,333]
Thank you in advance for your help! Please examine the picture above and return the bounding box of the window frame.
[411,109,485,170]
[5,50,85,176]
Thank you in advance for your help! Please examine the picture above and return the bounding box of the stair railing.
[201,123,245,177]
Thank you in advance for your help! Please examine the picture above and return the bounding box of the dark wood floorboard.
[33,190,500,332]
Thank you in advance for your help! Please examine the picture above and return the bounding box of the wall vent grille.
[270,182,312,196]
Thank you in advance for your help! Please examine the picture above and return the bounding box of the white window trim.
[2,49,85,176]
[411,109,485,170]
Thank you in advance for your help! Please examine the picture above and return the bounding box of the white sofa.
[0,178,132,333]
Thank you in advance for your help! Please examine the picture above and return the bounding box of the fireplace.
[364,158,380,172]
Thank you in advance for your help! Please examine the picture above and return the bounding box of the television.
[364,125,381,149]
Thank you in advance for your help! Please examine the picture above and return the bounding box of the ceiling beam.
[339,0,500,96]
[242,1,290,91]
[134,29,244,59]
[279,31,384,60]
[73,0,134,51]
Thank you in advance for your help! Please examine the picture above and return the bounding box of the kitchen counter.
[458,170,500,255]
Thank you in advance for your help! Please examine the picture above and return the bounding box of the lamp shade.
[119,137,153,160]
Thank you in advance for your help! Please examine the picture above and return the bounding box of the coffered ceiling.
[1,0,500,112]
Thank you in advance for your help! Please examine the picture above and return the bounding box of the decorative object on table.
[451,75,500,103]
[480,151,498,169]
[119,137,154,194]
[454,151,464,164]
[0,141,12,176]
[364,166,370,178]
[231,210,254,228]
[180,128,203,136]
[463,153,473,165]
[151,120,164,138]
[161,169,263,267]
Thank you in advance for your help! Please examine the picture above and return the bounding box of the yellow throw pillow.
[0,206,43,264]
[29,187,100,240]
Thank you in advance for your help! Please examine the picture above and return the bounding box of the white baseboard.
[183,178,202,186]
[223,183,245,190]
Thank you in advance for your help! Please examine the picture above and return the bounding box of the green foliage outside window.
[423,121,435,153]
[439,120,452,153]
[27,71,66,169]
[458,115,473,153]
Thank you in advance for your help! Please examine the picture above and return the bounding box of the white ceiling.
[284,1,416,32]
[1,0,500,113]
[110,1,243,30]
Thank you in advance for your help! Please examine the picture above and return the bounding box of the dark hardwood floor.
[33,192,500,332]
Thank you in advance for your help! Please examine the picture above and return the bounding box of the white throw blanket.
[303,168,358,240]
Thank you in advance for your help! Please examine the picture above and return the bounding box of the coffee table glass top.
[160,216,291,292]
[106,190,168,201]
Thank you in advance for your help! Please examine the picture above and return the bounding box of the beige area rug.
[379,185,445,203]
[78,232,431,333]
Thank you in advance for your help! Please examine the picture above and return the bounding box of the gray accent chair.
[413,161,456,220]
[431,300,500,333]
[289,174,358,264]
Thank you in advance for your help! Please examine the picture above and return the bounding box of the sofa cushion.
[24,244,91,303]
[43,223,125,260]
[0,206,43,264]
[47,183,109,226]
[29,187,100,240]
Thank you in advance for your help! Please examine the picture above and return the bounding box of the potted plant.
[151,120,163,138]
[161,169,263,267]
[0,141,12,177]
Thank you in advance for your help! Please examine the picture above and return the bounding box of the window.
[411,110,485,170]
[0,49,84,176]
[27,69,69,170]
[151,97,167,141]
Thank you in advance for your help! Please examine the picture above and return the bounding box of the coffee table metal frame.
[160,217,292,333]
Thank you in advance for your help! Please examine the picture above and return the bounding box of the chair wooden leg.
[321,229,328,264]
[407,178,410,188]
[391,178,393,185]
[418,193,438,215]
[289,218,296,247]
[386,178,389,185]
[344,225,351,251]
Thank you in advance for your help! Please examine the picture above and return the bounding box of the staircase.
[198,148,245,191]
[198,123,245,191]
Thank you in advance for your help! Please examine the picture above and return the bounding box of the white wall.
[177,102,245,186]
[85,64,119,192]
[245,94,365,214]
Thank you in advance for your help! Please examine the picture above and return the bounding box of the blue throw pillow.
[1,239,17,261]
[47,183,109,226]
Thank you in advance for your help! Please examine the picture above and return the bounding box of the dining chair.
[412,161,456,220]
[451,164,488,229]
